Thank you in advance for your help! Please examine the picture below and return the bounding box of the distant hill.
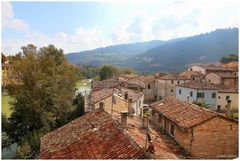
[66,28,238,73]
[66,40,166,66]
[125,28,238,73]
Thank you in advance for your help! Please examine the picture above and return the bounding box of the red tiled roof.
[40,109,145,159]
[125,78,145,89]
[158,74,191,80]
[120,74,139,79]
[150,97,217,129]
[92,88,113,103]
[215,72,238,78]
[180,71,203,79]
[92,79,119,90]
[111,111,187,159]
[177,81,219,90]
[192,65,237,71]
[218,86,238,93]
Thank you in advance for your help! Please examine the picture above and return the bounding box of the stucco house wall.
[216,92,238,111]
[176,86,217,108]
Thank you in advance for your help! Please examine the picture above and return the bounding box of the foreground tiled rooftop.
[40,109,145,159]
[150,97,218,129]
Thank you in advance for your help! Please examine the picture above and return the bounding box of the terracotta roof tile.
[180,71,203,79]
[92,88,113,103]
[120,74,139,79]
[177,81,219,90]
[159,73,191,80]
[150,97,217,129]
[192,65,237,71]
[215,72,238,78]
[40,109,145,159]
[111,112,187,159]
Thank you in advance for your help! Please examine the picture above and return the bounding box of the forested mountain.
[66,28,238,73]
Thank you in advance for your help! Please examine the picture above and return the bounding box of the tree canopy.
[5,44,79,158]
[220,54,238,64]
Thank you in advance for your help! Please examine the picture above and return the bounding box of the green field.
[75,79,91,88]
[2,95,13,117]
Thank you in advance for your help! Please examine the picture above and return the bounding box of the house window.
[212,93,216,98]
[217,105,221,111]
[170,123,175,137]
[171,80,174,84]
[197,93,204,98]
[192,77,195,81]
[179,89,181,94]
[177,81,180,84]
[190,91,193,97]
[209,80,210,83]
[139,101,141,107]
[218,96,221,99]
[171,89,173,92]
[148,84,151,89]
[226,95,230,100]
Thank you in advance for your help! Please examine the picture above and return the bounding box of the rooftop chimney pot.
[124,92,128,100]
[121,112,128,127]
[99,102,104,111]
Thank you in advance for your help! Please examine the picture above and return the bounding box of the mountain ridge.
[66,27,238,73]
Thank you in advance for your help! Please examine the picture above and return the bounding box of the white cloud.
[2,27,112,54]
[2,2,28,31]
[2,0,238,55]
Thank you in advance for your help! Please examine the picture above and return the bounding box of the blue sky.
[1,0,238,55]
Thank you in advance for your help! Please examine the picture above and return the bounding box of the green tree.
[119,67,137,74]
[220,54,238,64]
[99,65,118,80]
[70,93,85,121]
[6,44,79,158]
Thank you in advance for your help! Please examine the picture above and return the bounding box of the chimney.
[124,92,128,100]
[142,116,149,130]
[226,99,231,117]
[128,98,133,116]
[187,95,190,103]
[121,112,128,127]
[99,102,104,111]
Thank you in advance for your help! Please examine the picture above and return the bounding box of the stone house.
[137,75,157,103]
[156,74,191,100]
[180,71,204,82]
[188,65,237,75]
[205,72,238,89]
[216,88,238,111]
[91,87,144,117]
[176,81,218,108]
[150,97,238,159]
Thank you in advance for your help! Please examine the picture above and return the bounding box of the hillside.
[66,40,166,66]
[125,28,238,73]
[66,28,238,73]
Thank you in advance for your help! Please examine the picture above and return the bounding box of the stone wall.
[175,117,238,159]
